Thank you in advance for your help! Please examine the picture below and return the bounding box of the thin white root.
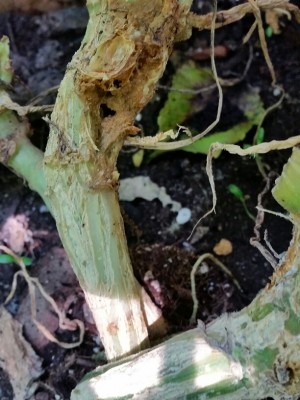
[1,245,84,349]
[263,230,281,260]
[250,174,279,269]
[243,20,258,44]
[247,0,276,84]
[256,206,292,222]
[0,91,53,116]
[190,253,242,325]
[126,128,180,148]
[187,135,300,241]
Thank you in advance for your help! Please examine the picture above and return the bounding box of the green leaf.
[228,184,255,221]
[265,26,273,38]
[0,254,33,266]
[255,127,265,145]
[132,149,144,167]
[21,256,33,266]
[228,184,244,201]
[157,61,213,132]
[182,121,253,157]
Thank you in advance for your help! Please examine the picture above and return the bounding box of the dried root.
[190,253,242,325]
[188,135,300,241]
[0,245,84,349]
[250,172,281,269]
[244,0,276,84]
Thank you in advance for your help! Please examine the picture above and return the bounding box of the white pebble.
[135,113,142,122]
[39,204,49,213]
[273,87,281,97]
[176,208,191,225]
[199,264,209,274]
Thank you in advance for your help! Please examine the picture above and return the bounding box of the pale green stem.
[0,110,49,209]
[43,0,192,359]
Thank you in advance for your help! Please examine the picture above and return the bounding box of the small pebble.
[135,113,142,122]
[273,87,281,97]
[199,264,209,274]
[39,204,49,213]
[176,208,191,225]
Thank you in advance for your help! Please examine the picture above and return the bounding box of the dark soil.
[0,2,300,399]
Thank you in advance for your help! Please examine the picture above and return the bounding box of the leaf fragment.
[158,61,213,132]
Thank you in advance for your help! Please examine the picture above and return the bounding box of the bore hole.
[100,103,116,118]
[113,79,121,88]
[287,367,294,380]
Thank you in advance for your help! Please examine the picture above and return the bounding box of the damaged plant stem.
[42,0,197,361]
[1,0,300,398]
[0,0,205,361]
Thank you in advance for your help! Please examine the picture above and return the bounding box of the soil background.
[0,1,300,399]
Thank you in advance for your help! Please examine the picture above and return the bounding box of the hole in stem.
[100,103,116,118]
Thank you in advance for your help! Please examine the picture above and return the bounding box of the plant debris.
[0,306,43,400]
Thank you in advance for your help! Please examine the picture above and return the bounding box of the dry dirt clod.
[213,238,233,256]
